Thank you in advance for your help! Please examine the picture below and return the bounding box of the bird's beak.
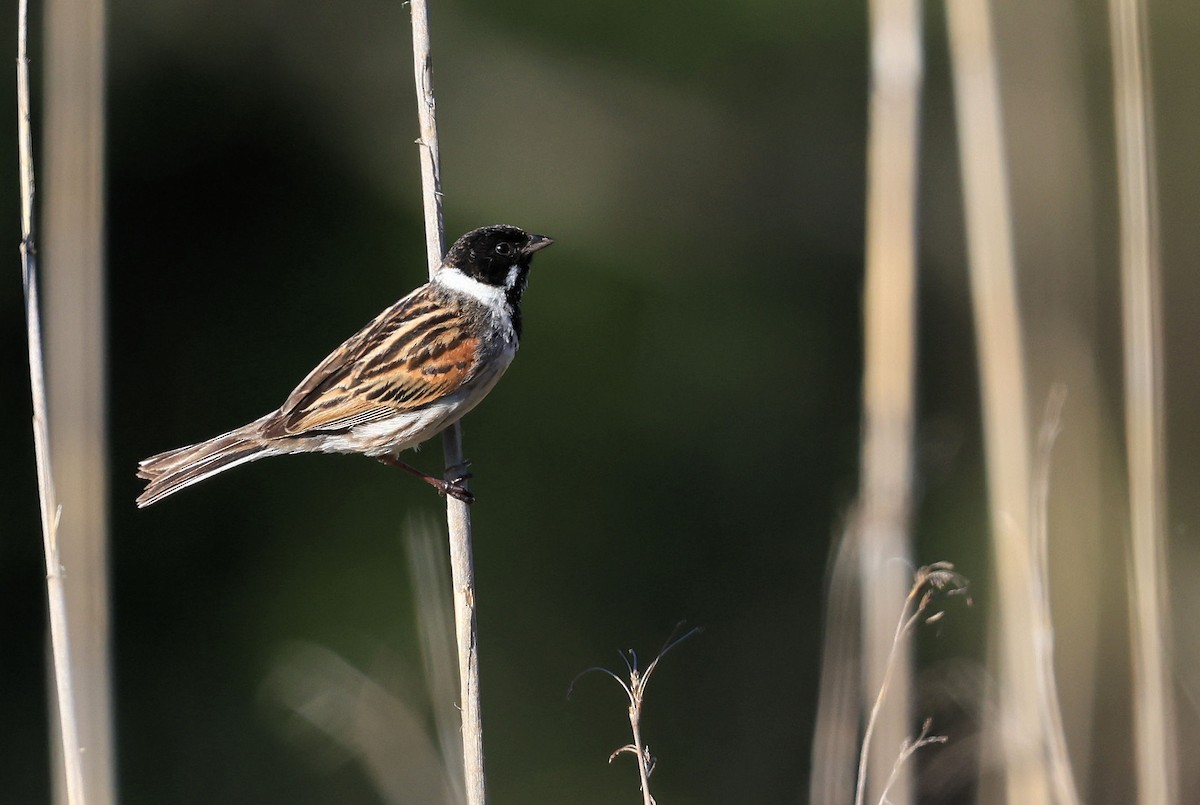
[524,234,555,255]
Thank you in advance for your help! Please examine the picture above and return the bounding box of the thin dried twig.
[877,719,947,805]
[407,3,485,803]
[17,0,86,800]
[570,624,702,805]
[854,563,969,805]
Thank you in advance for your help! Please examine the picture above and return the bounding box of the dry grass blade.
[406,518,469,804]
[265,643,457,805]
[263,521,467,804]
[1029,389,1082,804]
[809,528,865,805]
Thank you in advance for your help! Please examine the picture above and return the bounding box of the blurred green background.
[3,0,1199,803]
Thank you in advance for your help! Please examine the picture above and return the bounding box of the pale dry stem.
[407,2,486,803]
[1109,0,1177,799]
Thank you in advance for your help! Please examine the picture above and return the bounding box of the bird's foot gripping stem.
[377,455,475,504]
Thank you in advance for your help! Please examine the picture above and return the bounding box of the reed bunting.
[137,225,554,507]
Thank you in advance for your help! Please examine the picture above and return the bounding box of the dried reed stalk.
[17,0,86,800]
[854,0,924,801]
[945,0,1052,800]
[1107,0,1177,800]
[42,0,114,798]
[408,3,487,802]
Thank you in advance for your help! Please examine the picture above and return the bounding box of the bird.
[136,224,554,508]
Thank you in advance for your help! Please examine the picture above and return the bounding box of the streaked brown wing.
[265,284,482,437]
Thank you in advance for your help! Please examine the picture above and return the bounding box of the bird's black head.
[439,225,553,340]
[443,224,554,290]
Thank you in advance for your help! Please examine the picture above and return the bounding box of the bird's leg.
[377,455,475,504]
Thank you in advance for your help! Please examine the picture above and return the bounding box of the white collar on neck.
[435,265,508,310]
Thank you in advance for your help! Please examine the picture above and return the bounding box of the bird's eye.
[494,242,514,257]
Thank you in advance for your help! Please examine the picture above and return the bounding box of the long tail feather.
[137,417,277,507]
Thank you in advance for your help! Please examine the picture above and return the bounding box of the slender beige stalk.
[1029,390,1082,805]
[998,0,1107,785]
[855,0,923,801]
[408,3,486,803]
[944,0,1050,801]
[410,0,446,271]
[809,530,865,805]
[42,0,113,799]
[1108,0,1176,801]
[17,0,86,800]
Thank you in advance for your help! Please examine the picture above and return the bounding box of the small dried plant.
[855,562,971,805]
[569,624,702,805]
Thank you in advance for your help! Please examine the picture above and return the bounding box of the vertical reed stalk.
[1107,0,1176,800]
[42,0,113,798]
[18,0,87,800]
[408,3,486,803]
[854,0,923,801]
[997,1,1107,786]
[945,0,1051,800]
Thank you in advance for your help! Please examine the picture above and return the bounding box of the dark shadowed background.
[3,1,1200,803]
